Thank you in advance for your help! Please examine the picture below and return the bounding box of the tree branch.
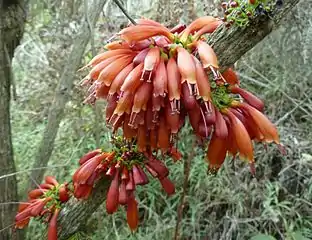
[57,0,300,239]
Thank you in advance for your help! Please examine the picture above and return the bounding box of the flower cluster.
[72,136,177,231]
[15,176,70,240]
[80,15,283,174]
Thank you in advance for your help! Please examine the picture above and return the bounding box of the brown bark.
[55,0,300,239]
[28,0,108,189]
[0,1,27,239]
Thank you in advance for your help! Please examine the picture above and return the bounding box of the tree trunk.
[0,1,27,239]
[28,0,108,190]
[56,0,300,239]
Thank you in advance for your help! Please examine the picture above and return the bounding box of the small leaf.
[291,232,309,240]
[250,234,276,240]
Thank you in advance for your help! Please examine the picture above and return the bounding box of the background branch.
[57,0,300,239]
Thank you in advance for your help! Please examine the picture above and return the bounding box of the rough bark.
[28,0,107,189]
[56,0,300,239]
[0,1,27,239]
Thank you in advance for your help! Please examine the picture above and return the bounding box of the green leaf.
[250,234,277,240]
[291,232,309,240]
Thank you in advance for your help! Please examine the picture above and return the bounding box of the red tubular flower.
[193,56,212,103]
[119,180,128,205]
[165,104,180,134]
[47,208,60,240]
[74,154,106,184]
[104,40,130,50]
[109,63,134,96]
[157,115,171,153]
[106,169,120,214]
[206,131,228,171]
[131,39,153,51]
[126,194,139,231]
[99,55,135,86]
[45,176,59,186]
[177,47,197,94]
[59,185,70,203]
[118,25,174,43]
[145,157,169,179]
[153,58,168,97]
[123,114,138,140]
[180,16,220,42]
[109,91,134,127]
[79,149,102,165]
[105,94,118,122]
[196,41,219,70]
[221,68,240,85]
[141,47,160,82]
[159,177,175,195]
[133,48,150,66]
[83,49,134,69]
[126,170,135,191]
[167,57,181,113]
[137,125,147,152]
[224,109,254,163]
[120,63,144,94]
[74,183,93,199]
[170,23,186,34]
[130,82,153,126]
[87,54,123,81]
[28,188,46,199]
[192,20,223,41]
[229,86,264,112]
[233,101,280,144]
[214,110,228,138]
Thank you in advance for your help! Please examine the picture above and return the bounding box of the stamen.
[200,107,208,138]
[204,101,213,114]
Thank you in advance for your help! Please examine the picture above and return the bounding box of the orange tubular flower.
[224,109,254,163]
[86,54,123,81]
[120,63,144,94]
[141,47,160,82]
[206,131,228,172]
[157,115,171,153]
[109,63,134,96]
[104,40,130,50]
[98,55,135,86]
[133,48,150,66]
[229,86,264,112]
[167,57,181,113]
[214,110,228,138]
[126,194,139,231]
[106,169,120,214]
[235,102,280,144]
[118,25,174,44]
[47,208,60,240]
[84,49,134,68]
[221,67,240,85]
[153,58,168,97]
[196,41,219,70]
[130,82,153,125]
[177,47,197,94]
[193,56,212,112]
[180,16,220,42]
[192,20,223,41]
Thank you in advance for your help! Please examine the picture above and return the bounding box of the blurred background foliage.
[8,0,312,239]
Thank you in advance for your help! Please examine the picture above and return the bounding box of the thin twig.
[112,0,137,25]
[174,137,196,240]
